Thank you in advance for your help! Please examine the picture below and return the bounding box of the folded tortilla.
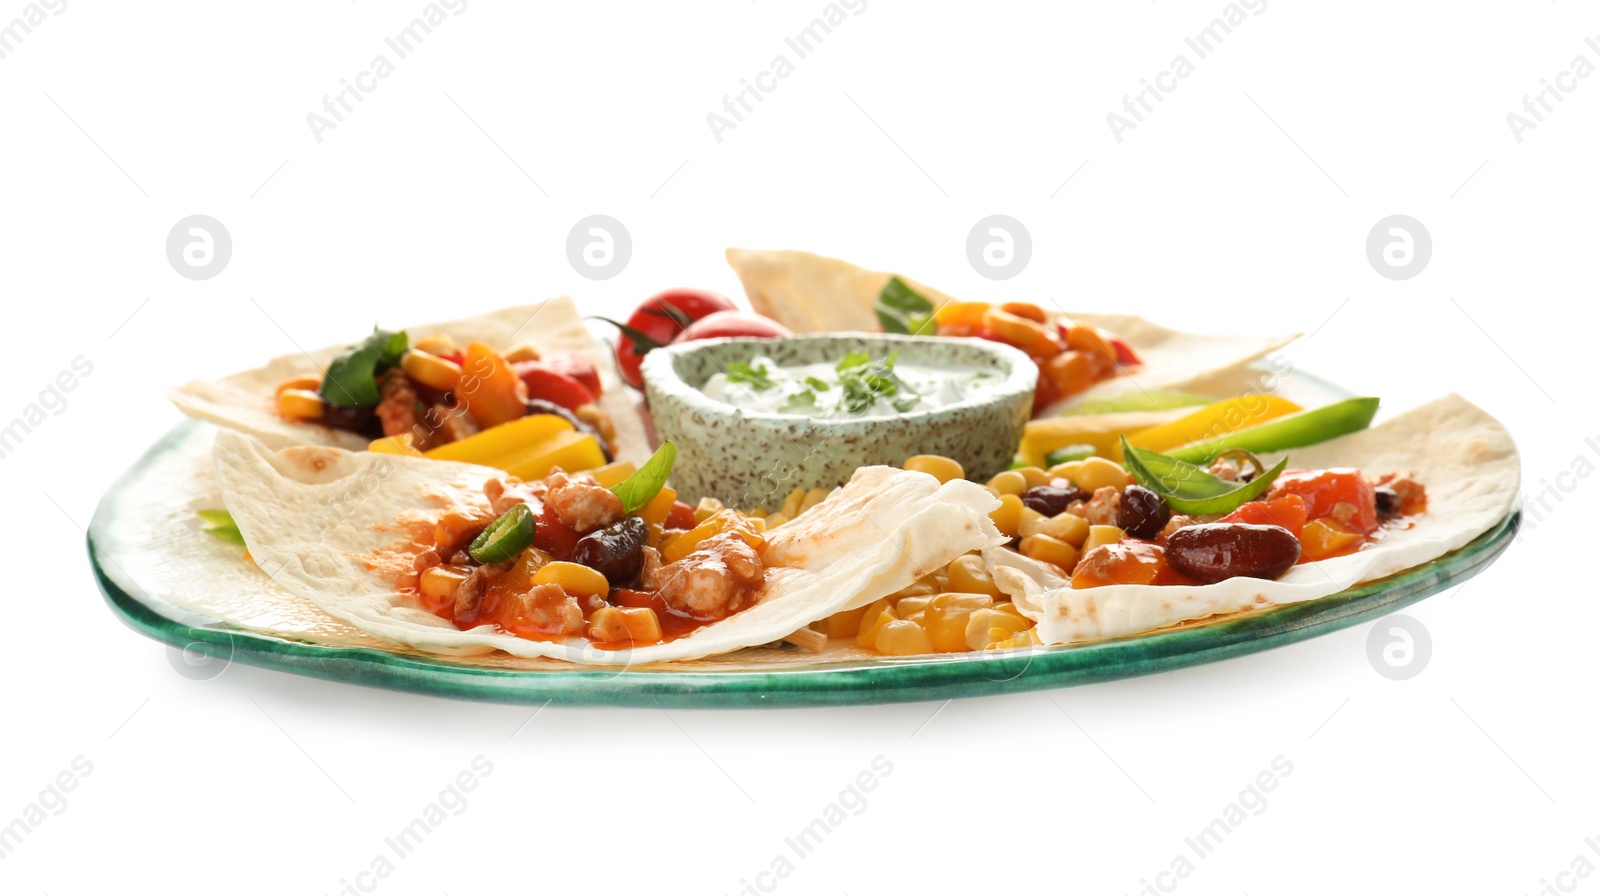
[169,297,651,466]
[212,430,1004,664]
[725,248,1299,413]
[985,394,1519,644]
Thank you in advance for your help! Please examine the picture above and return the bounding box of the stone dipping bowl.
[641,333,1037,507]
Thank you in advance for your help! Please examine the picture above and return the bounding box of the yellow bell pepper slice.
[1126,395,1302,454]
[424,413,574,464]
[498,429,607,480]
[1017,412,1159,468]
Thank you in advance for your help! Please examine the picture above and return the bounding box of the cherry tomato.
[513,362,596,412]
[611,289,738,389]
[541,353,602,397]
[670,310,791,344]
[1269,469,1377,534]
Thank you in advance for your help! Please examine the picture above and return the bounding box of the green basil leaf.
[321,328,410,408]
[611,440,677,514]
[1119,436,1288,516]
[875,276,936,336]
[468,503,535,564]
[197,509,246,547]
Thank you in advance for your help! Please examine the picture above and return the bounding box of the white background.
[3,1,1596,893]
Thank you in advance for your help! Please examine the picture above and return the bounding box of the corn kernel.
[993,603,1031,624]
[501,341,542,363]
[891,578,939,600]
[419,564,469,602]
[589,461,638,489]
[924,592,994,652]
[819,604,871,639]
[661,509,763,563]
[855,600,898,649]
[986,470,1028,496]
[798,487,831,515]
[1075,456,1131,492]
[1021,511,1089,546]
[587,606,661,643]
[874,619,933,656]
[414,333,460,357]
[1082,524,1125,555]
[1016,506,1047,538]
[965,607,1032,651]
[275,374,322,396]
[780,488,806,519]
[760,512,788,529]
[989,494,1024,539]
[533,561,609,601]
[904,455,964,484]
[896,595,934,617]
[693,497,725,525]
[946,554,1003,598]
[1046,460,1086,483]
[401,349,463,392]
[277,388,325,421]
[1013,467,1048,490]
[1019,534,1079,572]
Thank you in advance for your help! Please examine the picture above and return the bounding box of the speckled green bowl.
[641,334,1037,507]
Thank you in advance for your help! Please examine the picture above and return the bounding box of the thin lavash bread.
[168,297,651,466]
[724,247,1301,411]
[212,430,1005,664]
[984,393,1519,645]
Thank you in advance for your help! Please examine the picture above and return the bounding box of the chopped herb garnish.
[836,351,917,415]
[724,361,775,391]
[782,390,818,413]
[836,351,871,372]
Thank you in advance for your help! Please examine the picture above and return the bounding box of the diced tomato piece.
[541,353,603,397]
[1270,469,1378,534]
[1221,495,1308,539]
[1109,337,1141,367]
[1299,518,1365,561]
[513,362,597,412]
[458,342,528,428]
[1031,365,1060,414]
[533,501,580,559]
[664,500,696,531]
[1071,541,1195,588]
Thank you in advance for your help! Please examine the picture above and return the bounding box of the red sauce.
[610,588,722,641]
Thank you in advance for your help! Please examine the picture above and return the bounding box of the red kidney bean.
[1164,523,1301,583]
[1022,484,1088,517]
[1117,485,1170,540]
[569,516,648,586]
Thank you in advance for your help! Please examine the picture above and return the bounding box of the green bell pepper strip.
[1166,397,1380,465]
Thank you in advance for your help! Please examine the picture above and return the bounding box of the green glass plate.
[88,404,1518,708]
